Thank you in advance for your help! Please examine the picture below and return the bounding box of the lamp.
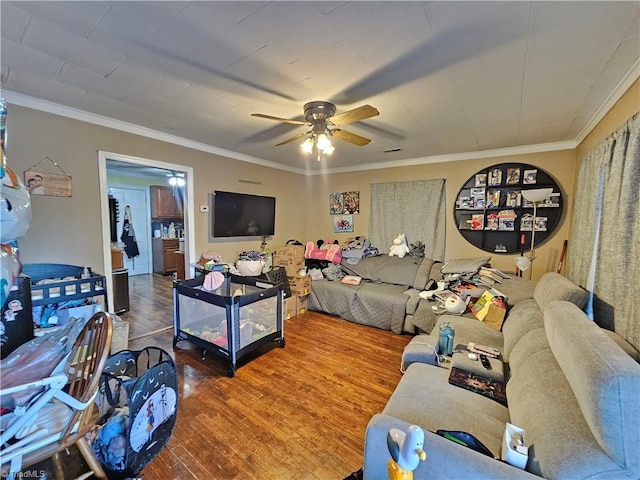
[168,173,185,187]
[300,125,335,161]
[516,188,553,279]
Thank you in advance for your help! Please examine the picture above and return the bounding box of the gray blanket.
[308,256,438,333]
[308,279,409,333]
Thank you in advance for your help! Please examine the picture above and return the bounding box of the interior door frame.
[98,151,195,312]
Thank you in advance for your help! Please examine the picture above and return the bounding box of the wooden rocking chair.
[1,312,113,479]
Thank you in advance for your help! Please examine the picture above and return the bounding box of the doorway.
[98,151,195,316]
[109,187,151,276]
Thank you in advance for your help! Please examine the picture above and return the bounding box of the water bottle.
[438,322,455,356]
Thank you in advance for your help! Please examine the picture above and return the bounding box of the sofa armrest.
[364,414,538,480]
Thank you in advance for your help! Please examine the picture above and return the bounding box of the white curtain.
[568,112,640,350]
[369,179,446,261]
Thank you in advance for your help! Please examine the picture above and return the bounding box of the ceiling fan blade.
[332,129,371,146]
[275,131,309,146]
[330,105,379,126]
[251,113,306,125]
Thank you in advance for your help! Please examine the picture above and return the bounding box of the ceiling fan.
[251,101,379,150]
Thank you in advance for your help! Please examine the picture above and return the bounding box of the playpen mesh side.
[90,347,178,479]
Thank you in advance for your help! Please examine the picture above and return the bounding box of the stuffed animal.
[409,241,425,264]
[389,234,410,258]
[322,263,344,281]
[387,424,427,480]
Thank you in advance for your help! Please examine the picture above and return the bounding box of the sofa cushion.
[431,315,504,354]
[341,255,422,288]
[533,272,588,311]
[506,347,623,479]
[407,299,440,334]
[506,327,548,374]
[491,276,535,308]
[501,299,544,362]
[412,257,438,290]
[402,288,421,316]
[544,301,640,476]
[383,363,509,456]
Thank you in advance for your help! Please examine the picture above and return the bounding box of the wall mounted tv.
[208,191,276,241]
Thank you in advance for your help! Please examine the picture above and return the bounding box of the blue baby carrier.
[89,347,178,479]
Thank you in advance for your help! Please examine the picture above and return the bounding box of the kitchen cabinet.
[153,238,179,274]
[150,185,183,219]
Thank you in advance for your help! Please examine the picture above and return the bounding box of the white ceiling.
[2,1,639,174]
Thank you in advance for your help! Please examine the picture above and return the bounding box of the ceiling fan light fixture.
[316,133,333,152]
[168,173,185,187]
[254,101,377,157]
[301,137,314,154]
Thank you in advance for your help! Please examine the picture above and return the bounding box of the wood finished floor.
[119,273,175,339]
[133,316,410,479]
[98,275,412,479]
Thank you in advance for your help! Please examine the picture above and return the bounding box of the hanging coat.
[121,219,140,259]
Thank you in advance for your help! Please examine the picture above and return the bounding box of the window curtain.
[369,179,446,261]
[567,112,640,350]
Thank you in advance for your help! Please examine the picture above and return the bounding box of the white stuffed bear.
[389,233,410,258]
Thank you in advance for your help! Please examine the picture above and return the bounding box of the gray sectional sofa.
[308,255,443,334]
[363,273,640,479]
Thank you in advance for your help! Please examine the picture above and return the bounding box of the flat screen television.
[208,191,276,241]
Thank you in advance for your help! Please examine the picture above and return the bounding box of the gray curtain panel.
[568,112,640,350]
[369,179,446,261]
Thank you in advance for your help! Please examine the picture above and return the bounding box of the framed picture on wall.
[330,192,344,214]
[23,170,72,197]
[333,215,354,233]
[342,191,360,214]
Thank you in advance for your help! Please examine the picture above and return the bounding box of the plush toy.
[322,263,344,281]
[409,241,425,264]
[389,234,410,258]
[387,424,427,480]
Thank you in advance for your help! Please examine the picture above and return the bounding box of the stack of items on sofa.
[307,250,536,335]
[364,272,640,479]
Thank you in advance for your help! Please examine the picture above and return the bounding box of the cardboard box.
[283,296,297,320]
[272,245,305,276]
[288,274,311,296]
[296,295,308,315]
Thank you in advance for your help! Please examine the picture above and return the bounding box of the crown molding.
[311,140,577,175]
[1,91,306,175]
[3,62,635,177]
[574,58,640,146]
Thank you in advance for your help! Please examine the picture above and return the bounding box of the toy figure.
[387,425,427,480]
[146,399,155,442]
[389,234,410,258]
